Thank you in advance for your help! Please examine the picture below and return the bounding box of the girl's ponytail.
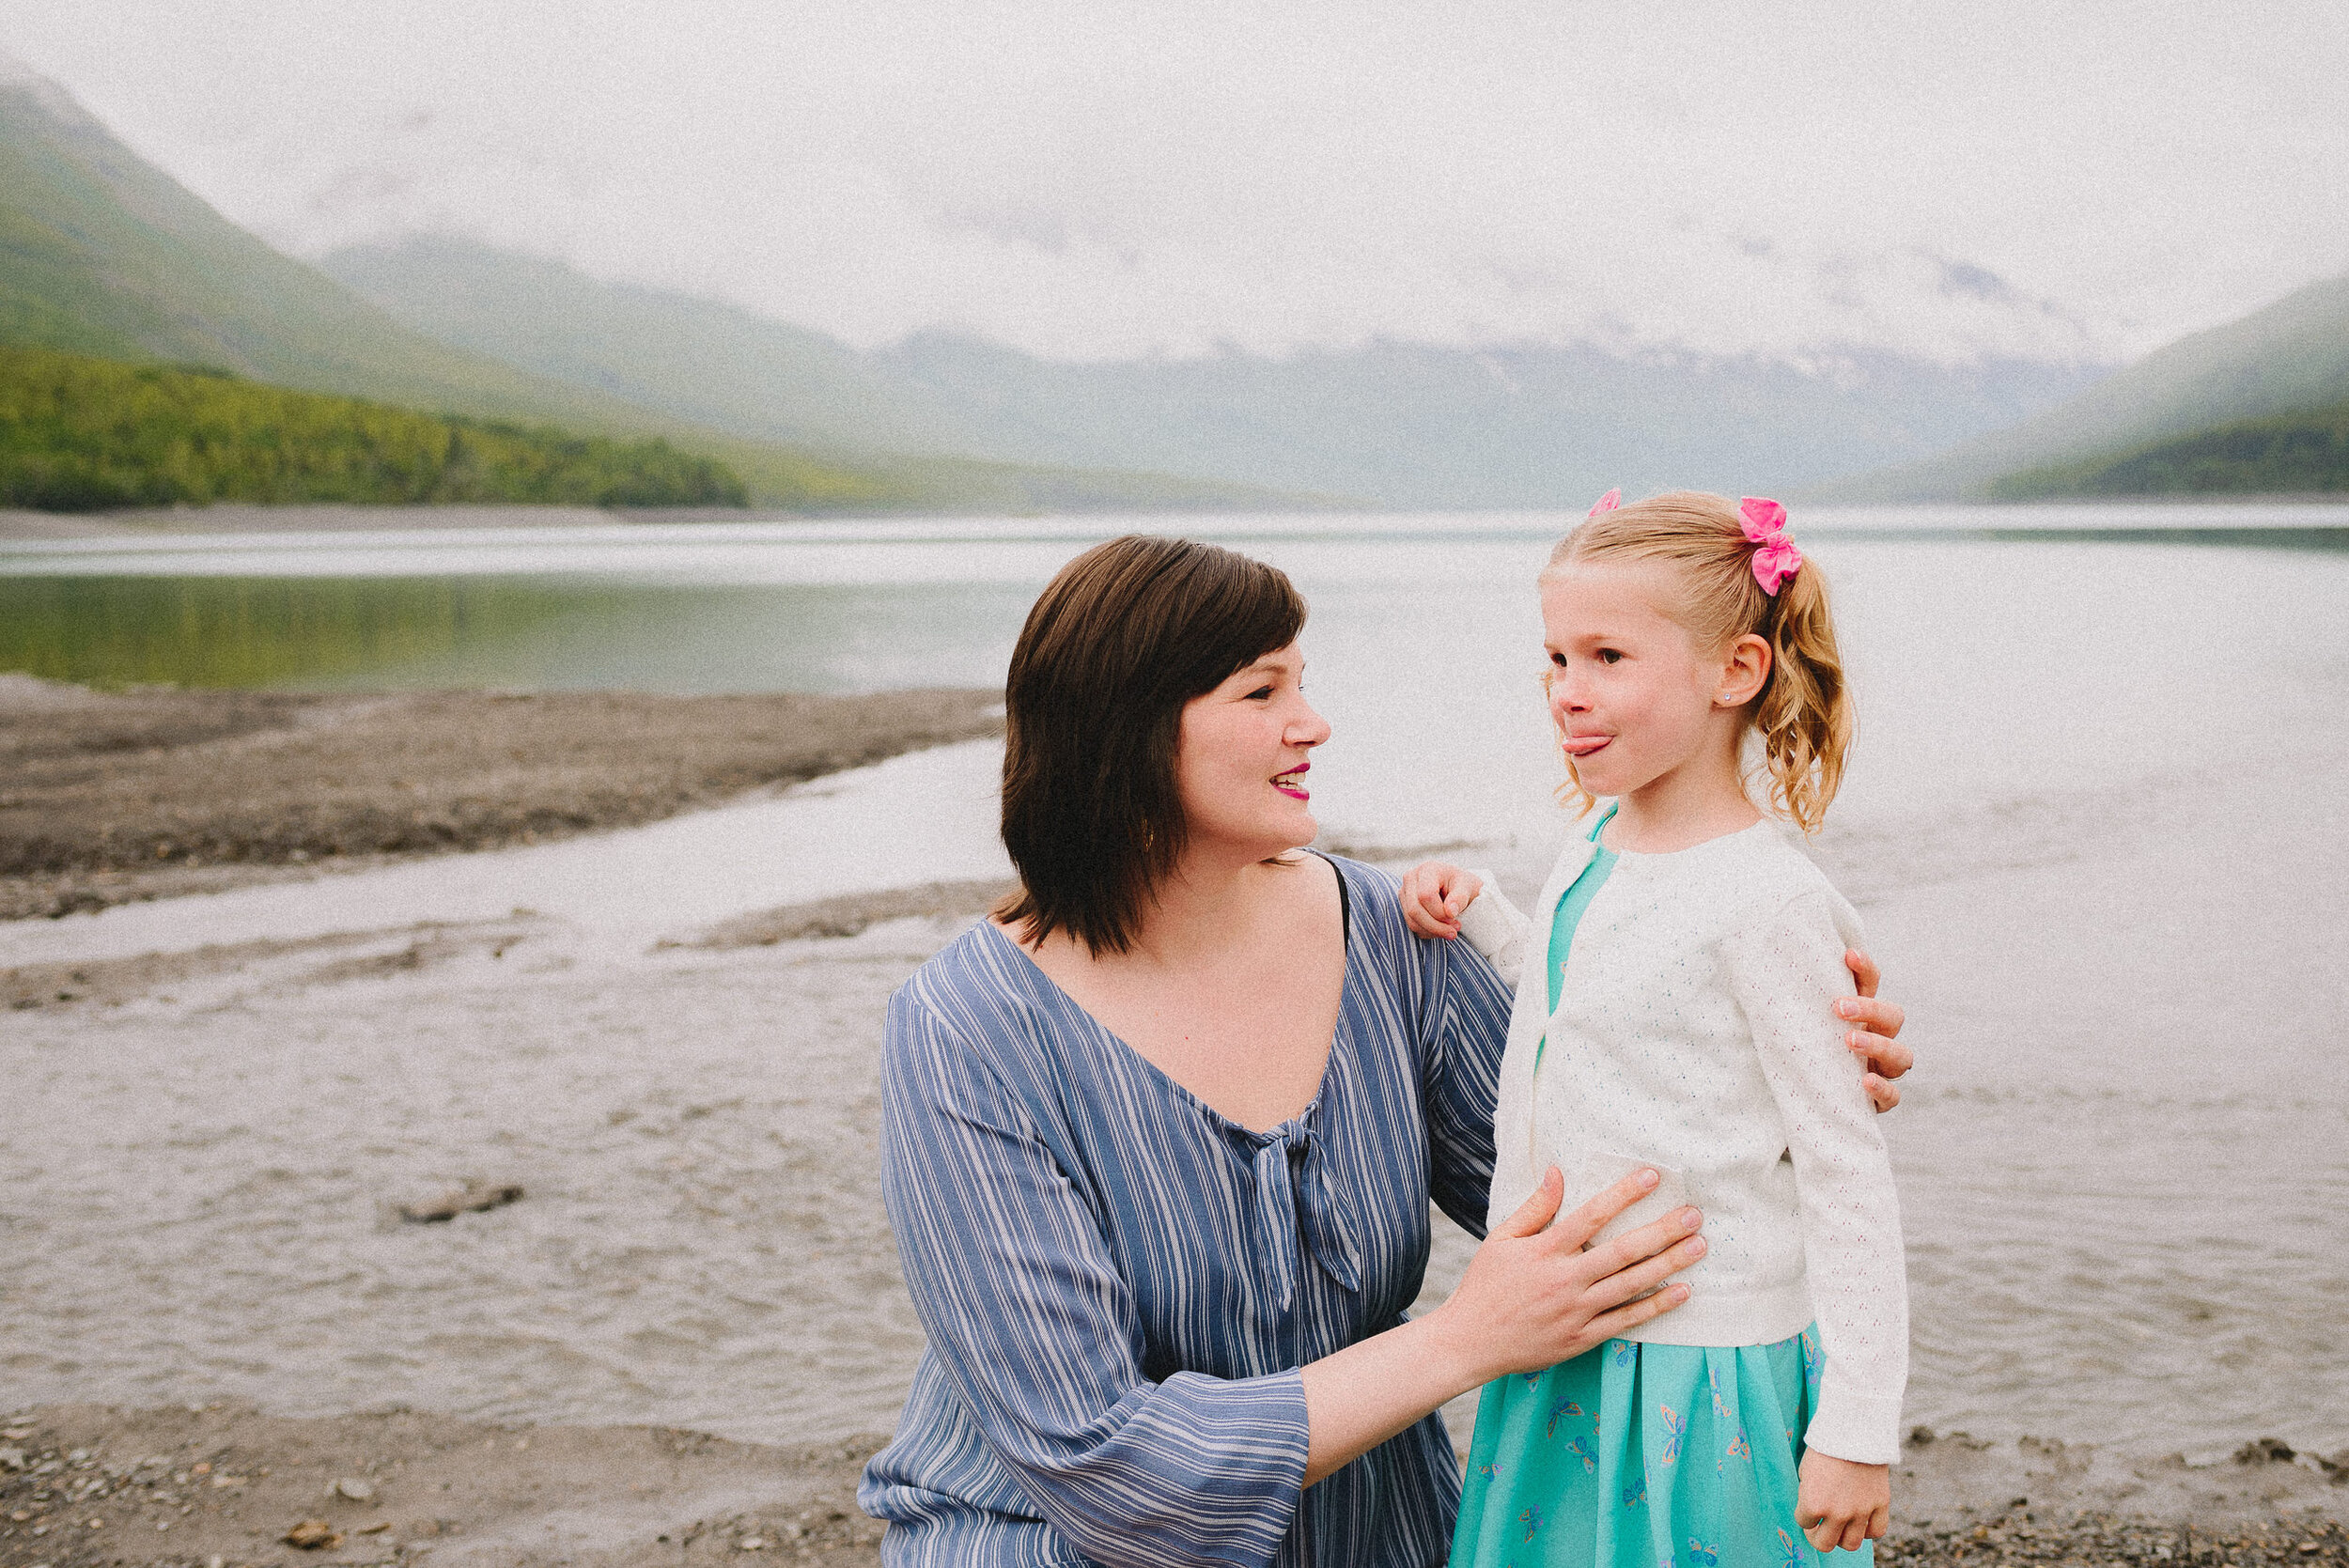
[1547,489,1853,834]
[1752,562,1851,834]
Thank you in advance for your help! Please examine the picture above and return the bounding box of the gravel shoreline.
[0,1403,886,1568]
[3,1405,2340,1568]
[0,677,1002,922]
[1875,1514,2347,1568]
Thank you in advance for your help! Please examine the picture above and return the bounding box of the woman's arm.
[1299,1166,1705,1483]
[880,990,1311,1568]
[882,973,1709,1555]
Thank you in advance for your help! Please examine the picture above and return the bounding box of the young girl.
[1402,490,1906,1568]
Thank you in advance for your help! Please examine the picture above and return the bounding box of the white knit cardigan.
[1456,817,1909,1464]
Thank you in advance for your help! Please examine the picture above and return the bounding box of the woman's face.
[1174,641,1330,862]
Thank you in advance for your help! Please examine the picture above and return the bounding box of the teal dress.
[1451,811,1861,1568]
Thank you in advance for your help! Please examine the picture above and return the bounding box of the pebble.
[335,1477,378,1501]
[286,1517,346,1549]
[397,1183,524,1224]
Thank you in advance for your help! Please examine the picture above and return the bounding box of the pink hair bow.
[1587,488,1620,519]
[1739,497,1802,597]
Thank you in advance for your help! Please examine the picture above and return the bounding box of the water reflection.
[0,574,1038,693]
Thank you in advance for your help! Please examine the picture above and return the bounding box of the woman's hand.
[1840,949,1910,1113]
[1425,1166,1703,1384]
[1297,1165,1701,1484]
[1399,861,1481,940]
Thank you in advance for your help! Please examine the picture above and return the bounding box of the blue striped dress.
[858,854,1514,1566]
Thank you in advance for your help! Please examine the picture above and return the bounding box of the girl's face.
[1174,641,1330,862]
[1540,561,1748,801]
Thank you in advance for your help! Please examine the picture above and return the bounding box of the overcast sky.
[8,1,2346,366]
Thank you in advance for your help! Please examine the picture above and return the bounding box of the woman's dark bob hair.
[994,534,1308,955]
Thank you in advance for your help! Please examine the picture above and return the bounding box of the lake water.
[5,504,2346,1465]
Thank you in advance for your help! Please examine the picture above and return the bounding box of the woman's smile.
[1273,762,1312,800]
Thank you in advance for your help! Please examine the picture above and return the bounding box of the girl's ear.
[1715,632,1772,707]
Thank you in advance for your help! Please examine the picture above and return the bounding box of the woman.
[858,536,1910,1566]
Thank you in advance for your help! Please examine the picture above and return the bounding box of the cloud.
[7,0,2347,365]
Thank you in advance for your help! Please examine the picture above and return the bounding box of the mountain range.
[1815,271,2349,501]
[322,236,2115,509]
[4,40,2344,511]
[0,52,1293,512]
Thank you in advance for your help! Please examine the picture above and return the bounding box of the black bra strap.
[1312,851,1352,942]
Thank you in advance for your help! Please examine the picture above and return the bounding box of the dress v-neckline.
[985,853,1356,1139]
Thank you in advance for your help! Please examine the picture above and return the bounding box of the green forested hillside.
[0,70,913,508]
[1821,271,2349,502]
[0,61,1328,516]
[1993,401,2349,499]
[0,71,681,427]
[0,347,747,510]
[0,62,1185,513]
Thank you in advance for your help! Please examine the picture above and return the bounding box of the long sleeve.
[1413,924,1514,1240]
[1719,889,1909,1464]
[875,986,1309,1568]
[1454,871,1532,989]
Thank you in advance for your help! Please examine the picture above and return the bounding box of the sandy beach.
[6,682,2343,1567]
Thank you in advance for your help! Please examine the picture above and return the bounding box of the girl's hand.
[1400,861,1482,940]
[1428,1166,1703,1384]
[1797,1452,1890,1552]
[1840,948,1910,1114]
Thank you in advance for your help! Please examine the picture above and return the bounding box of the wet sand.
[0,677,1002,921]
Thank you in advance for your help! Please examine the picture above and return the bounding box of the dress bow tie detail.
[1244,1115,1361,1315]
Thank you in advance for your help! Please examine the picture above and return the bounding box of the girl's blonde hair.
[1544,489,1852,833]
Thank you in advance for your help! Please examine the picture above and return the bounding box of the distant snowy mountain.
[326,236,2108,509]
